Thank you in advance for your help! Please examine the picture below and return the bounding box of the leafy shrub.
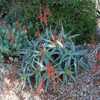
[19,26,90,92]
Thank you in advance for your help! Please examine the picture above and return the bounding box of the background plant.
[0,23,28,63]
[19,26,90,93]
[0,0,96,44]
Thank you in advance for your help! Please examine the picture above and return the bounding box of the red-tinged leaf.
[4,59,11,64]
[46,62,55,78]
[34,79,44,95]
[35,30,41,37]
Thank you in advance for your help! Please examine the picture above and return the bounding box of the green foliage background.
[0,0,96,43]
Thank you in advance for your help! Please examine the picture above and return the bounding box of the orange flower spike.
[46,62,55,78]
[42,7,51,26]
[37,6,51,26]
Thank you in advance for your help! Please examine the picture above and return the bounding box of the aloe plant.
[19,26,90,92]
[0,23,28,62]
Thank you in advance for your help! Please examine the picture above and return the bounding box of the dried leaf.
[8,33,15,44]
[46,62,55,78]
[51,33,58,43]
[35,30,41,37]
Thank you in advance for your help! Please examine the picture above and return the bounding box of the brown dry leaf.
[35,30,41,37]
[46,62,55,79]
[51,33,58,44]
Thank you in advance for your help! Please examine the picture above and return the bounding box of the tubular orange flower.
[37,13,48,26]
[37,6,51,26]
